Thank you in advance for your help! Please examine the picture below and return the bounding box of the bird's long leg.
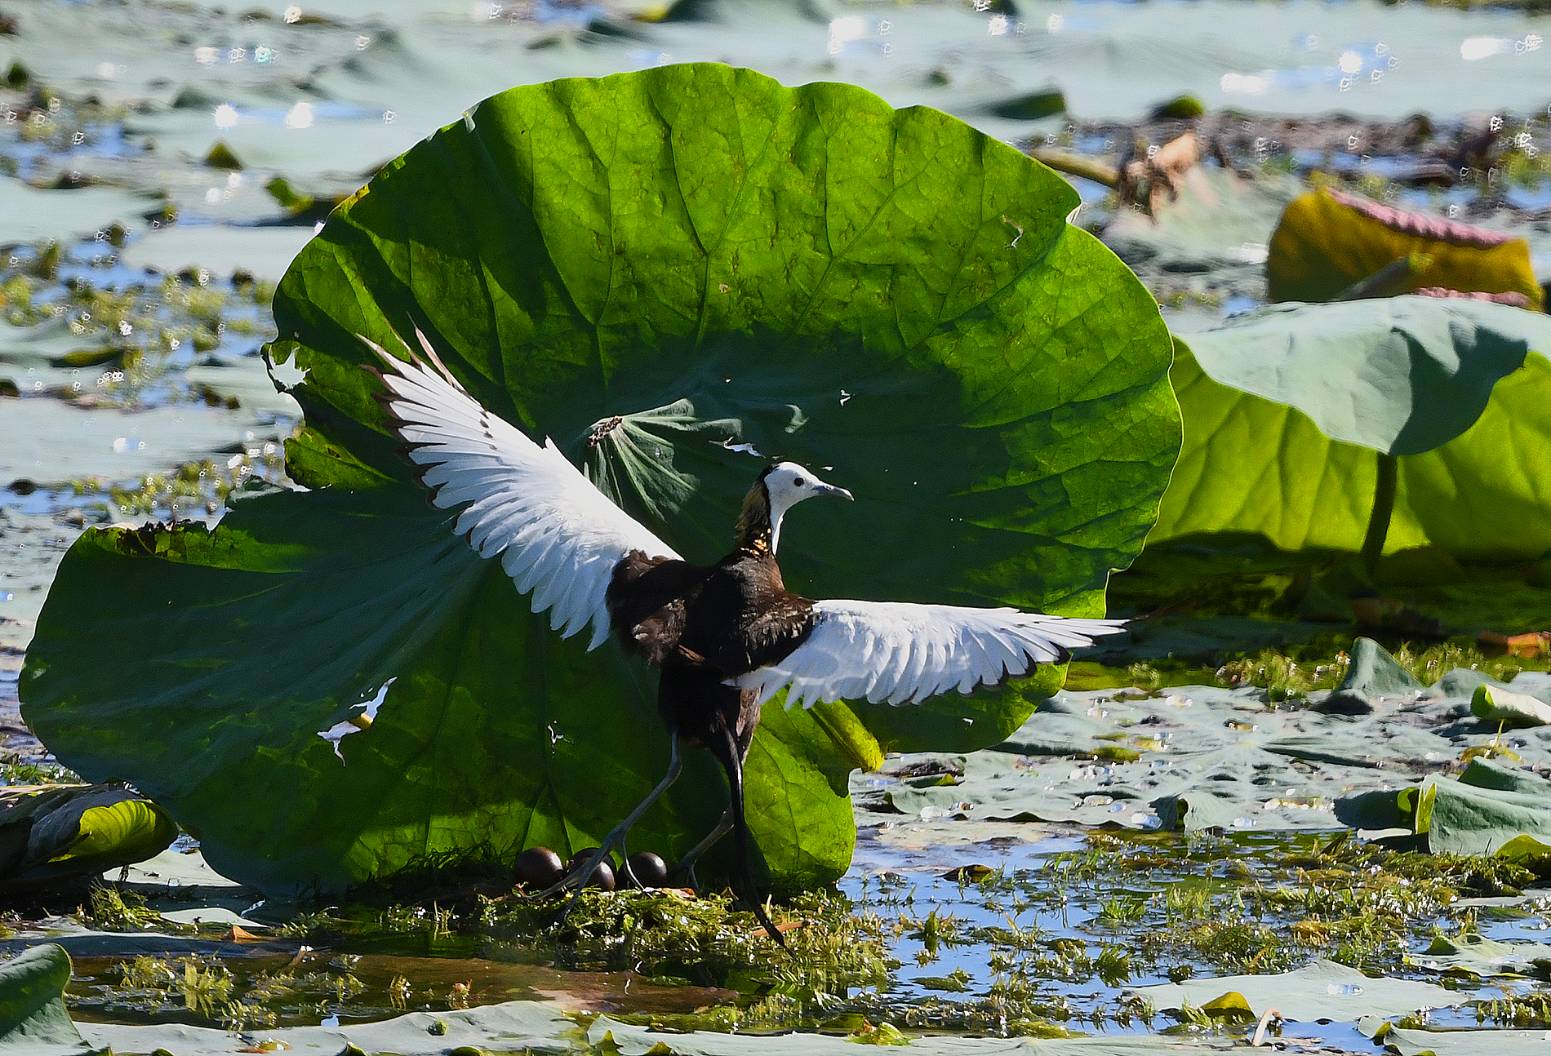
[717,727,785,946]
[535,732,682,903]
[670,808,733,889]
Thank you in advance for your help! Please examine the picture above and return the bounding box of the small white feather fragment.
[318,676,398,763]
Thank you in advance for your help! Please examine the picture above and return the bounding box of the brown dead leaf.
[1479,630,1551,658]
[1351,596,1444,638]
[1119,131,1201,216]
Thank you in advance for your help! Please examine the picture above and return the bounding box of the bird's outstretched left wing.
[734,600,1126,708]
[365,330,680,650]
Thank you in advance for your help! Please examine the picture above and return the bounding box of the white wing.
[366,330,679,650]
[735,600,1127,708]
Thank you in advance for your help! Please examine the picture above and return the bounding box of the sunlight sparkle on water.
[285,102,315,129]
[1220,71,1270,95]
[828,16,868,56]
[1460,36,1512,62]
[213,103,239,129]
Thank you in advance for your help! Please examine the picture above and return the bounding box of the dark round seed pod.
[624,851,669,888]
[566,849,616,891]
[514,846,564,889]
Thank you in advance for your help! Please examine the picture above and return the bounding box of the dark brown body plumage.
[606,546,815,758]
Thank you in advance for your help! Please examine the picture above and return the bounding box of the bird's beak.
[820,483,854,502]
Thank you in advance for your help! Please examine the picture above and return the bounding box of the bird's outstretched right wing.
[365,329,680,650]
[734,599,1127,708]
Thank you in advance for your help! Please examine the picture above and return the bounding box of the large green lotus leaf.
[0,945,97,1056]
[1266,188,1544,309]
[21,65,1177,895]
[1153,297,1551,558]
[20,485,851,894]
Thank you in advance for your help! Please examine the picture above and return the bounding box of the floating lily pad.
[0,397,282,487]
[80,1001,580,1056]
[857,676,1551,835]
[0,945,97,1056]
[0,176,152,248]
[120,225,314,284]
[0,319,113,400]
[1375,1026,1551,1056]
[590,1015,1257,1054]
[1128,959,1461,1022]
[1336,758,1551,856]
[1409,933,1551,978]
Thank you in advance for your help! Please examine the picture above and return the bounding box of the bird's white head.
[759,461,853,554]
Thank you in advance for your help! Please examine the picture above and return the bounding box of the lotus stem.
[1029,148,1120,189]
[1250,1007,1282,1046]
[1361,452,1399,572]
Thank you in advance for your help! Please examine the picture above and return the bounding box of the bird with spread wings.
[367,327,1127,940]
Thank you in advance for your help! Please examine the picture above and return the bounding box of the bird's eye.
[793,476,805,487]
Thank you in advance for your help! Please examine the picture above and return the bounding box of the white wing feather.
[365,331,679,650]
[735,600,1126,708]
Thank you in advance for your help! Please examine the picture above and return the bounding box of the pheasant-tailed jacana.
[367,329,1127,940]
